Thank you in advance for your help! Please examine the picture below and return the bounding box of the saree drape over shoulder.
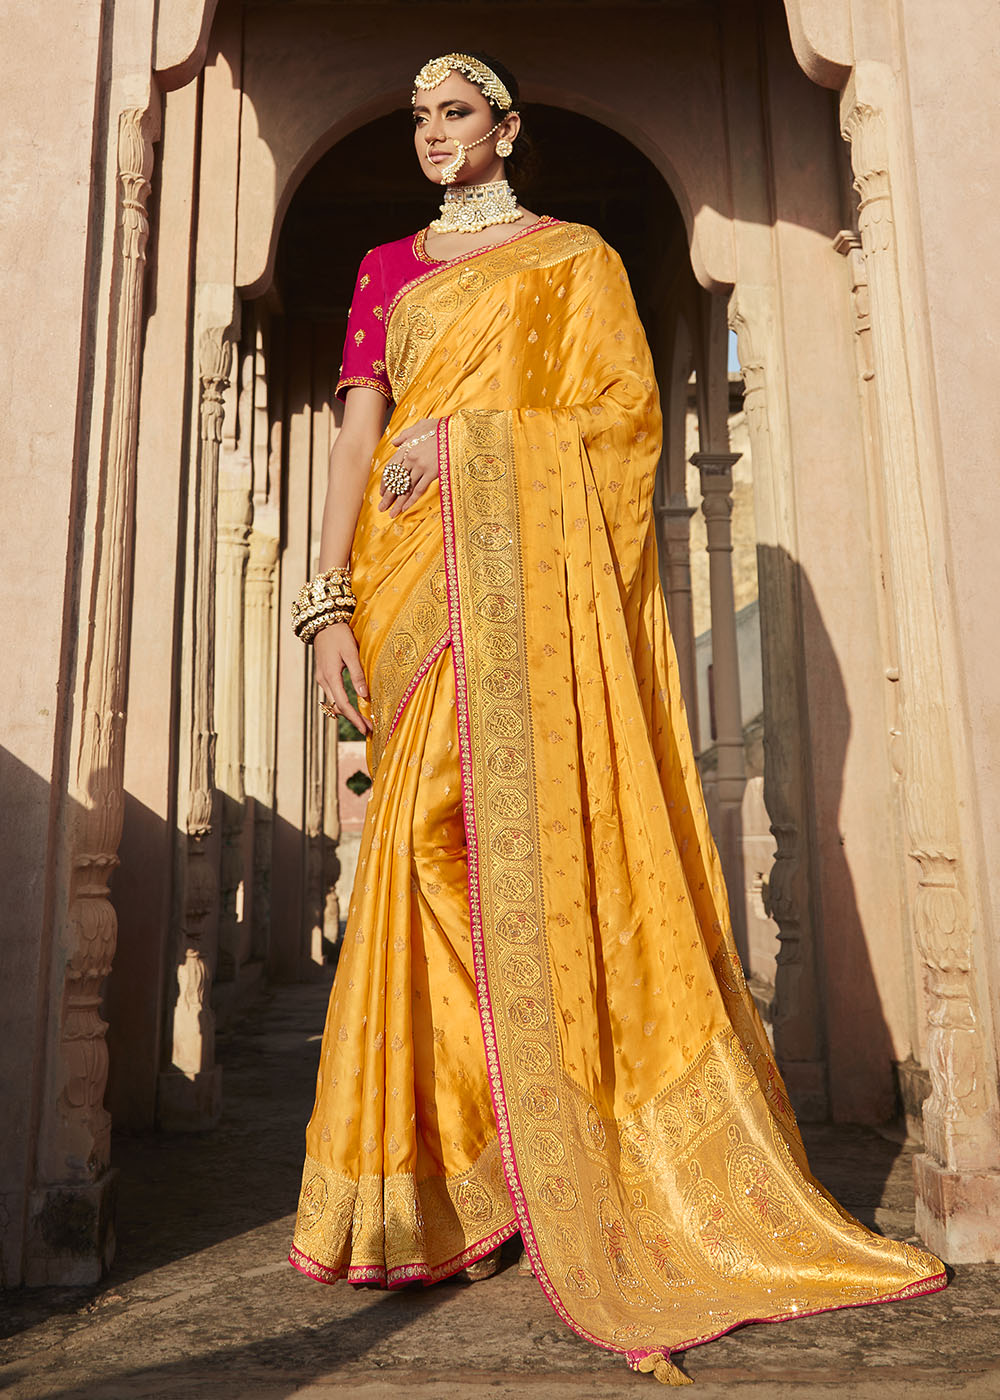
[290,220,945,1379]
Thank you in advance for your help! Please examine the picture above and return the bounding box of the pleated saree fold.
[291,220,945,1370]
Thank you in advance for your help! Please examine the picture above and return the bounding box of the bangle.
[291,567,358,643]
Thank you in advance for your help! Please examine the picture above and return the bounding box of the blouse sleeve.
[335,247,392,403]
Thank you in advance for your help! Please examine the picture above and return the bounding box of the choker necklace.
[429,179,521,235]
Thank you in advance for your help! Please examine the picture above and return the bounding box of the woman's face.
[412,71,518,185]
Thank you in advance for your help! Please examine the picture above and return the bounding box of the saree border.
[625,1265,948,1368]
[384,629,451,750]
[289,1218,519,1290]
[436,411,624,1361]
[390,216,561,327]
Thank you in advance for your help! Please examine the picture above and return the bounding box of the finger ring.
[382,461,412,496]
[321,700,338,718]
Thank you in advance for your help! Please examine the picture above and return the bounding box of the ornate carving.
[245,318,281,963]
[841,100,992,1171]
[691,452,744,810]
[245,519,279,960]
[215,342,254,982]
[56,105,157,1182]
[169,324,232,1098]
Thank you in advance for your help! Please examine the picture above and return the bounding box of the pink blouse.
[335,231,441,403]
[335,220,562,404]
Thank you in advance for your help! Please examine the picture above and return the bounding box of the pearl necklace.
[429,179,521,235]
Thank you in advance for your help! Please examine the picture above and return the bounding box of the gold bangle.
[291,566,357,640]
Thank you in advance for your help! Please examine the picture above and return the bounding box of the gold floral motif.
[292,1147,516,1285]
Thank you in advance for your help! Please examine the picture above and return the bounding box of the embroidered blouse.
[335,231,443,403]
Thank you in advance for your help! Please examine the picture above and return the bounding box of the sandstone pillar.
[244,317,282,965]
[215,340,254,995]
[656,498,700,739]
[158,325,231,1131]
[26,102,159,1284]
[692,452,745,807]
[842,79,1000,1259]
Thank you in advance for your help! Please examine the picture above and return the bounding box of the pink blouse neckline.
[412,215,561,268]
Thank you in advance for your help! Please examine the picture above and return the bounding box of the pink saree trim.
[437,414,628,1362]
[385,216,562,331]
[288,1218,519,1291]
[385,629,451,750]
[625,1267,949,1369]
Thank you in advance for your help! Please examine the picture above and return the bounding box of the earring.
[495,137,514,158]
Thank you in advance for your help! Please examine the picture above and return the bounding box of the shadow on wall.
[746,545,902,1130]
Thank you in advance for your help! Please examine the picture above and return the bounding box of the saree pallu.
[290,221,945,1379]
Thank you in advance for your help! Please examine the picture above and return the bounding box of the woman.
[289,52,946,1386]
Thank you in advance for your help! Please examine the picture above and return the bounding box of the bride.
[288,50,945,1385]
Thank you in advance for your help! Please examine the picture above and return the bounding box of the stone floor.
[2,978,999,1400]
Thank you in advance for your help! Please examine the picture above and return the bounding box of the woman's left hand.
[378,417,440,518]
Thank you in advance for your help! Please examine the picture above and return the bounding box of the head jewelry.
[412,53,514,111]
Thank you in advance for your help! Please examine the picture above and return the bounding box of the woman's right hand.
[314,622,372,736]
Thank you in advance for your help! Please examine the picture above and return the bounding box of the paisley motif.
[466,451,507,481]
[508,994,548,1031]
[489,786,529,821]
[298,1174,328,1230]
[596,1195,655,1306]
[455,1178,495,1223]
[486,744,526,779]
[538,1174,578,1211]
[493,869,533,902]
[492,826,533,860]
[481,665,522,699]
[476,592,517,624]
[497,908,540,944]
[469,521,513,552]
[503,952,542,988]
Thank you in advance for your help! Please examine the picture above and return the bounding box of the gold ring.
[321,700,338,718]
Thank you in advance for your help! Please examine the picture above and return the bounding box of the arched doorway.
[258,96,762,980]
[12,0,998,1290]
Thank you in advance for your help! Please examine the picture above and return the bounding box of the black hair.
[461,50,534,181]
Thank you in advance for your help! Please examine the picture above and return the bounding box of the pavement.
[2,978,999,1400]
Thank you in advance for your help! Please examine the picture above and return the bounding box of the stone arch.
[232,37,737,300]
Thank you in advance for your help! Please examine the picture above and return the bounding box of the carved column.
[843,94,1000,1258]
[244,320,281,965]
[27,105,158,1284]
[245,520,279,961]
[692,452,745,807]
[159,325,231,1131]
[656,496,700,744]
[728,297,828,1119]
[215,343,254,991]
[835,227,925,1125]
[693,449,748,968]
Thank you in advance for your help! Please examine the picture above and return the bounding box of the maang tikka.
[413,52,519,185]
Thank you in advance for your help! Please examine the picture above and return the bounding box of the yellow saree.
[290,220,945,1380]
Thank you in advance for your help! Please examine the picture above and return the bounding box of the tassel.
[635,1351,693,1386]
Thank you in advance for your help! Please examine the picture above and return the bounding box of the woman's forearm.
[317,389,387,571]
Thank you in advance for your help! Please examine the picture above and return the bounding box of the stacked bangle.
[291,566,358,643]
